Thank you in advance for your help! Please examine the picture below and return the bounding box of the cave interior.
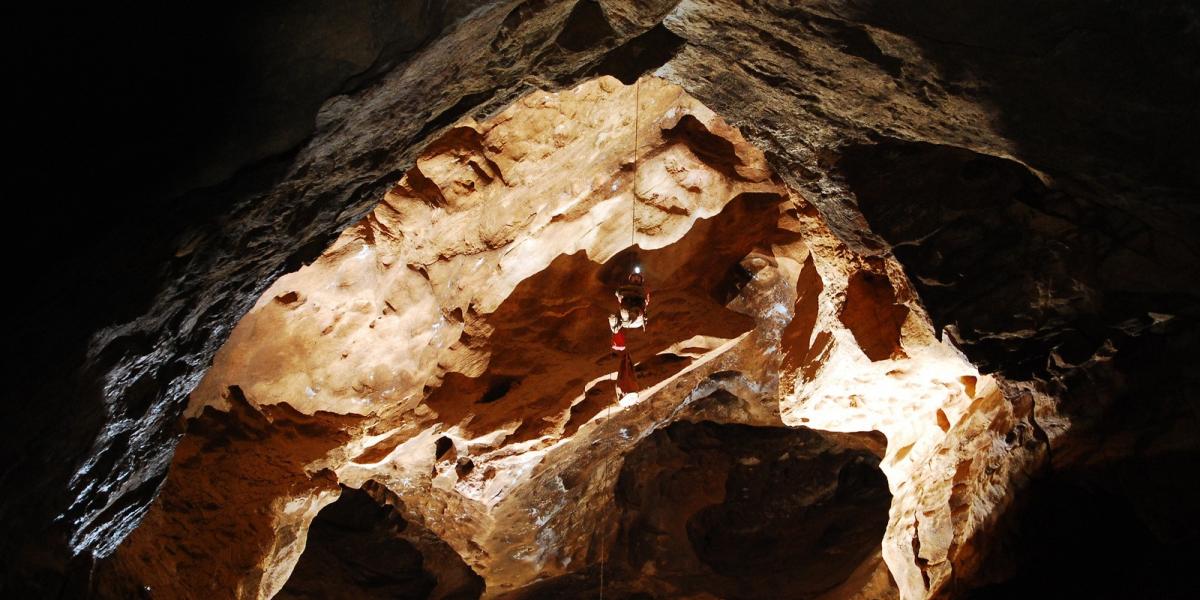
[5,1,1199,599]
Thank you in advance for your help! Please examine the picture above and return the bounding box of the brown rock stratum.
[96,77,1027,600]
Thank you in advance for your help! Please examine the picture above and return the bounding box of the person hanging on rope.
[609,271,649,352]
[610,270,647,403]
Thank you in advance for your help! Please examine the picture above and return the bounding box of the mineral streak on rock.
[91,76,1008,600]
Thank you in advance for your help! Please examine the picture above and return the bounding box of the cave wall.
[6,0,1198,597]
[91,76,850,598]
[89,75,994,600]
[7,0,487,592]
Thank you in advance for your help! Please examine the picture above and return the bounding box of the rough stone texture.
[94,77,983,600]
[5,0,1198,598]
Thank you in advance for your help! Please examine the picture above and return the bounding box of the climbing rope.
[598,392,613,600]
[631,76,640,248]
[599,75,646,600]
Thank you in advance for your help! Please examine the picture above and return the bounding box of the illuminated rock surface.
[6,1,1198,599]
[80,76,1076,600]
[98,76,952,599]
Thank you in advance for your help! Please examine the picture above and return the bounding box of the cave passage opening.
[502,420,893,600]
[278,483,484,600]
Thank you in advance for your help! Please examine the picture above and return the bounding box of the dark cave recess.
[507,420,893,599]
[278,484,483,600]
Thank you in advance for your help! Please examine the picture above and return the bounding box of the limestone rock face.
[8,1,1198,598]
[96,76,992,600]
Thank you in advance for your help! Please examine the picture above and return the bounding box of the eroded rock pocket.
[613,421,892,599]
[279,484,483,600]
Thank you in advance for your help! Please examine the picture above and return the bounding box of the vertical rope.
[598,397,612,600]
[632,76,640,248]
[599,501,606,599]
[599,504,605,600]
[601,76,645,600]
